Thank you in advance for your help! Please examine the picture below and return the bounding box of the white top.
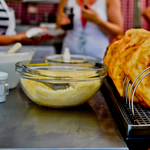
[61,0,110,60]
[0,71,8,80]
[0,0,9,34]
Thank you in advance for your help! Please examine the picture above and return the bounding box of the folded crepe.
[103,28,150,105]
[104,39,122,67]
[111,34,150,102]
[123,28,150,42]
[107,29,150,79]
[123,37,150,107]
[103,29,150,70]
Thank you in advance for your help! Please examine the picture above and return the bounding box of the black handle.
[84,5,88,9]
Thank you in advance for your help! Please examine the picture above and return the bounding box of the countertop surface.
[0,85,128,149]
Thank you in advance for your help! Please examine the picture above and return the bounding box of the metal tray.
[101,76,150,149]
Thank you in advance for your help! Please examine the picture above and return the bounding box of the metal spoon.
[21,65,69,90]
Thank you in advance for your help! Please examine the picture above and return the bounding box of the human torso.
[62,0,109,59]
[0,0,9,34]
[0,0,16,35]
[75,0,97,6]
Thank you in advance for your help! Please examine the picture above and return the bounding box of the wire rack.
[122,67,150,125]
[102,75,150,149]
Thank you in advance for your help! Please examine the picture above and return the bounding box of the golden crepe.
[104,28,150,104]
[104,33,124,67]
[123,37,150,107]
[104,39,122,67]
[108,29,150,78]
[110,34,150,102]
[103,28,150,107]
[111,33,124,42]
[104,29,150,72]
[107,35,130,78]
[123,28,150,42]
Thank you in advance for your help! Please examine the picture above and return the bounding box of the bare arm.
[0,28,51,46]
[142,6,150,22]
[105,0,123,37]
[82,0,123,38]
[0,33,25,45]
[0,32,40,46]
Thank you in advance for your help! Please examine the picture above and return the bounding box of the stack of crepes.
[104,28,150,108]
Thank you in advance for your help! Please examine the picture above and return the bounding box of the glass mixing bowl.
[15,58,107,108]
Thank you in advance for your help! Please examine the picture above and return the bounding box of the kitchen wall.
[6,1,58,25]
[6,0,150,32]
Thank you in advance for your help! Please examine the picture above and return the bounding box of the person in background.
[56,0,123,59]
[120,0,150,32]
[0,0,50,46]
[142,5,150,23]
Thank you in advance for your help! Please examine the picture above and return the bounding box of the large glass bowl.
[15,58,107,108]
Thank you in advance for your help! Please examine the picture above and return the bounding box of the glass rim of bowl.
[15,59,107,82]
[41,54,102,64]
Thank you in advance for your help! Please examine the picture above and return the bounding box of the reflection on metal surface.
[20,100,100,137]
[0,85,127,149]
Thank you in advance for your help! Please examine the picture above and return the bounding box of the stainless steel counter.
[0,85,128,149]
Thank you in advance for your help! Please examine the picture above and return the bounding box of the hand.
[81,5,100,23]
[32,26,52,44]
[15,31,41,45]
[33,33,51,42]
[14,32,36,45]
[18,27,51,45]
[57,12,71,27]
[142,6,150,22]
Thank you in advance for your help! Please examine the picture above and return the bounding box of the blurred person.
[120,0,150,32]
[0,0,50,46]
[139,0,150,30]
[142,5,150,23]
[56,0,123,59]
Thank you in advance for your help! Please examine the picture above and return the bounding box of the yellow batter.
[20,78,102,108]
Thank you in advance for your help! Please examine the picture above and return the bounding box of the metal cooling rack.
[102,75,150,149]
[133,103,150,125]
[122,67,150,125]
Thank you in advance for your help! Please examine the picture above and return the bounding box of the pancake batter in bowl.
[20,78,101,108]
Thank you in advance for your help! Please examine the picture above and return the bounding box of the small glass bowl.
[42,54,102,69]
[41,54,102,63]
[15,58,107,108]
